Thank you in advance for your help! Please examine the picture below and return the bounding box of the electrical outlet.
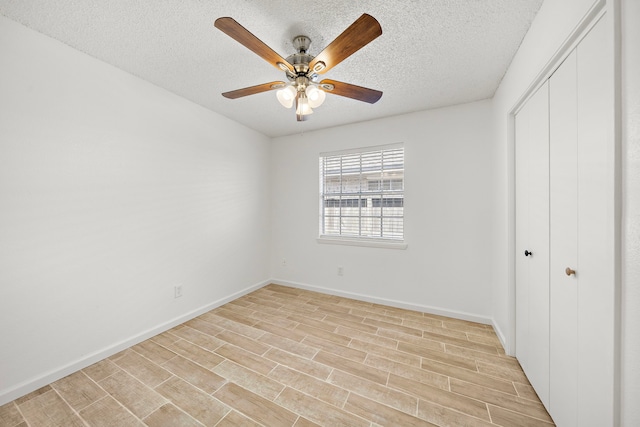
[174,285,183,298]
[337,266,344,276]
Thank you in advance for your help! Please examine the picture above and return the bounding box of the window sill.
[316,236,408,250]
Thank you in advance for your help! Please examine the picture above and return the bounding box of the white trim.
[319,142,403,157]
[271,278,493,325]
[491,318,509,354]
[509,1,607,115]
[0,279,270,406]
[316,236,407,249]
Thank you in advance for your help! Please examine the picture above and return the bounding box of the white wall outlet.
[337,266,344,276]
[174,285,183,298]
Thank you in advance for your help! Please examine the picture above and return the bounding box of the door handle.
[565,267,576,276]
[524,250,533,257]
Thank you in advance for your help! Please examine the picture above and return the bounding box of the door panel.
[575,16,615,426]
[549,50,578,427]
[515,81,550,408]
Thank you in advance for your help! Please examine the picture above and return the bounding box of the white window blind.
[319,145,404,241]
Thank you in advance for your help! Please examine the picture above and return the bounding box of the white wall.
[621,0,640,424]
[270,100,495,323]
[0,16,271,404]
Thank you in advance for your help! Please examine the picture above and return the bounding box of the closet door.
[515,81,550,408]
[549,15,614,426]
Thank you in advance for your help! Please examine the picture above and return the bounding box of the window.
[319,144,404,243]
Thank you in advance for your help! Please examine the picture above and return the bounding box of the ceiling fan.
[214,14,383,122]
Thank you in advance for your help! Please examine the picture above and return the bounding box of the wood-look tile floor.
[1,284,555,427]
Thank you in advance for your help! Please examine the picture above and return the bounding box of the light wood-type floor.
[1,284,555,426]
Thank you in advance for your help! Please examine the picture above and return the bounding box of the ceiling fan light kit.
[276,85,296,109]
[306,85,326,108]
[214,14,383,122]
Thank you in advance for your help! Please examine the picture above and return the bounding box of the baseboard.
[270,278,493,326]
[0,279,270,406]
[491,319,511,356]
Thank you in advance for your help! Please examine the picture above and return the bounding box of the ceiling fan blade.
[309,14,382,75]
[215,17,294,73]
[320,79,383,104]
[222,81,287,99]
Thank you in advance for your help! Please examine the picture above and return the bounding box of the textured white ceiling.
[0,0,543,137]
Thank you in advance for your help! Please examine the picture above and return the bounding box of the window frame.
[317,143,407,249]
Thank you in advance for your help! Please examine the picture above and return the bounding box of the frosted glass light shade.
[276,86,296,108]
[306,85,326,108]
[296,94,313,115]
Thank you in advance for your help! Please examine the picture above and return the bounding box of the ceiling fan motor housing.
[285,35,318,81]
